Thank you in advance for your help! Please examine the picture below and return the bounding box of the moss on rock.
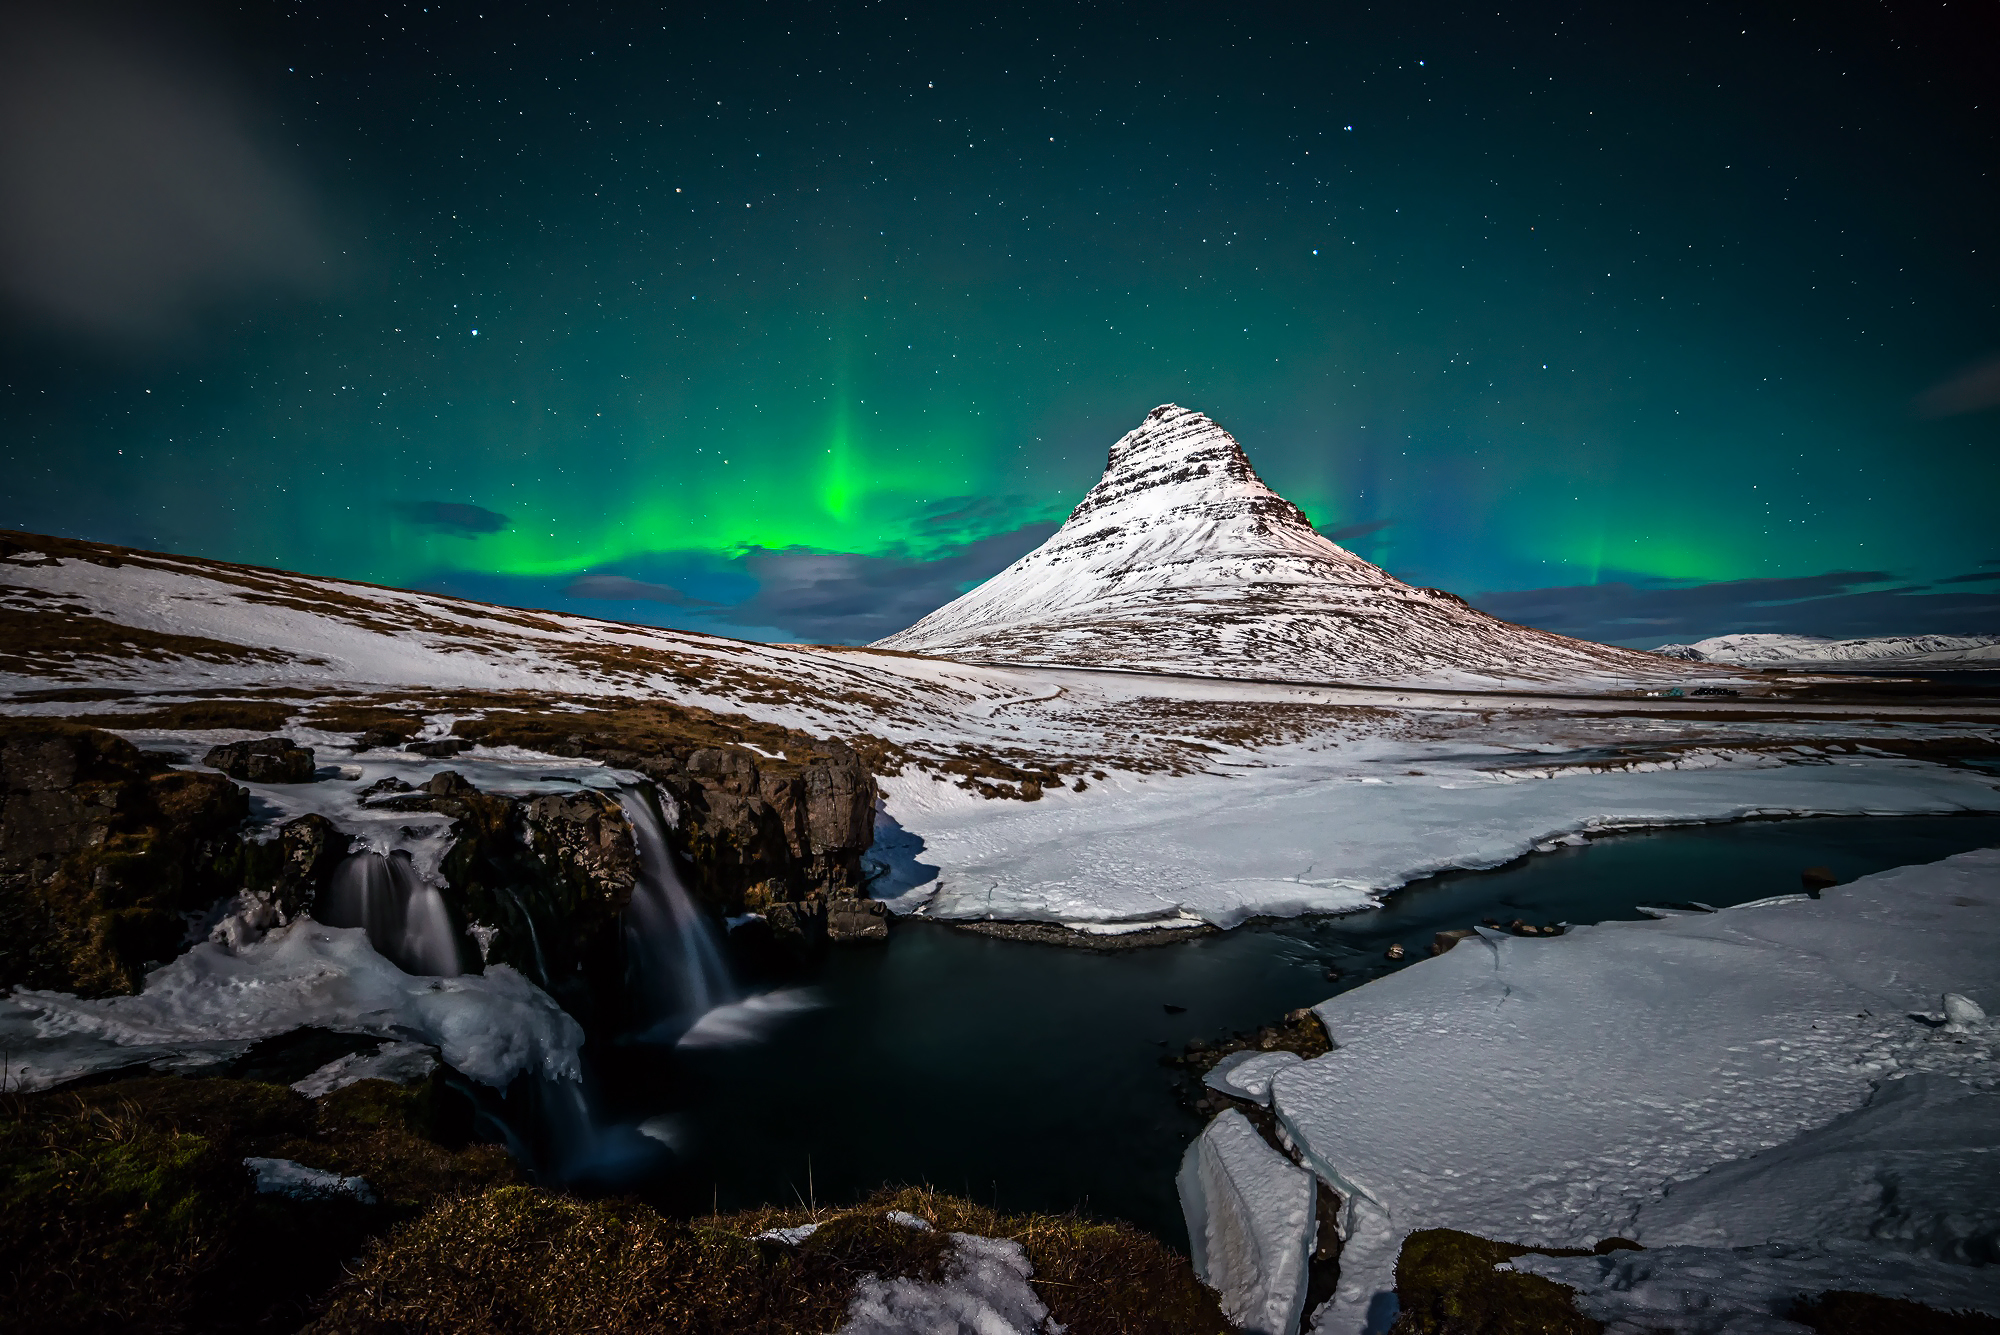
[1388,1228,1607,1335]
[310,1184,1229,1335]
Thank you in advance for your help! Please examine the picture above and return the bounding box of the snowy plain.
[1172,848,2000,1334]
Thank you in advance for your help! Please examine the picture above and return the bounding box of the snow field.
[1188,848,2000,1333]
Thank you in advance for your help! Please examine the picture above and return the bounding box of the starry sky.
[2,0,1996,647]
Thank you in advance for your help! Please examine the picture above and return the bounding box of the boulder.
[2,722,247,995]
[204,738,317,784]
[1429,928,1476,956]
[826,897,890,944]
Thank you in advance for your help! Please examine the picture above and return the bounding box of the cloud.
[1934,570,2000,585]
[1472,569,2000,647]
[1322,518,1394,544]
[718,523,1059,643]
[563,574,713,606]
[0,2,329,341]
[392,501,509,537]
[1915,351,2000,418]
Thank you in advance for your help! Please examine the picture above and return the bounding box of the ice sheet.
[887,749,2000,928]
[1254,848,2000,1333]
[7,920,583,1090]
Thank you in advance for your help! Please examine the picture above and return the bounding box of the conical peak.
[1102,404,1254,482]
[1073,404,1310,532]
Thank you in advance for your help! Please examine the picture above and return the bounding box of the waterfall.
[321,849,466,977]
[615,785,736,1038]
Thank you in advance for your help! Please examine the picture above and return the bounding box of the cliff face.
[876,404,1674,688]
[454,705,879,916]
[0,722,246,995]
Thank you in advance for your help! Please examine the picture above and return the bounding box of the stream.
[579,811,2000,1247]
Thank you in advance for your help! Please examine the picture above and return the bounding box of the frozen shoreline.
[1177,847,2000,1334]
[877,745,2000,930]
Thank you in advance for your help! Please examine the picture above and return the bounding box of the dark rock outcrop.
[825,897,889,943]
[363,772,641,1021]
[451,708,880,918]
[205,737,317,783]
[1,722,248,995]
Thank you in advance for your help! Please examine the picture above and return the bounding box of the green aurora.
[1,1,1995,645]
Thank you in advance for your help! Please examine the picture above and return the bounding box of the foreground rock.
[1,721,247,995]
[206,736,318,783]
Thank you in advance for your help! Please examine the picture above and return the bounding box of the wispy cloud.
[391,501,509,537]
[1474,569,2000,647]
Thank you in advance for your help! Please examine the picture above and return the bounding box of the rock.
[826,897,889,943]
[204,738,317,784]
[764,900,825,957]
[1429,928,1476,956]
[407,738,472,758]
[1801,865,1839,892]
[1385,942,1406,961]
[1942,992,1987,1033]
[360,775,413,797]
[2,722,247,995]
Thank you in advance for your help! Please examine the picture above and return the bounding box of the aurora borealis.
[2,1,1995,646]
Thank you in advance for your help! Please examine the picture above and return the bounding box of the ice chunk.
[757,1222,822,1245]
[244,1156,376,1204]
[1177,1110,1317,1335]
[291,1041,439,1098]
[886,1210,934,1232]
[840,1232,1058,1334]
[1943,992,1987,1033]
[1204,1050,1304,1106]
[9,919,582,1090]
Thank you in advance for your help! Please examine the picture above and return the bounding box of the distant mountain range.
[876,404,1679,687]
[1655,632,2000,670]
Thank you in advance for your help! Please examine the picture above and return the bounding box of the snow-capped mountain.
[875,404,1678,686]
[1656,632,2000,669]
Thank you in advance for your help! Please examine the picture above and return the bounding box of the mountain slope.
[1657,632,2000,669]
[875,404,1675,686]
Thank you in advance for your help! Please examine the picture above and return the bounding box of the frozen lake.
[588,813,2000,1245]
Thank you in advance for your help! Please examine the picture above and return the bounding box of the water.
[573,813,2000,1244]
[320,850,465,976]
[615,787,737,1040]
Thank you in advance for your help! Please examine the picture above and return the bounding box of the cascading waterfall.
[615,785,736,1038]
[320,849,465,977]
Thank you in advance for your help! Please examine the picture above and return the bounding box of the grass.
[310,1184,1231,1335]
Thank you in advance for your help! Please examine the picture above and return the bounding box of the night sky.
[2,1,1996,647]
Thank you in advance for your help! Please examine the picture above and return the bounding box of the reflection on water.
[585,814,2000,1247]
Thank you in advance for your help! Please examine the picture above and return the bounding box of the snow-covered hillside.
[1657,632,2000,669]
[875,405,1677,687]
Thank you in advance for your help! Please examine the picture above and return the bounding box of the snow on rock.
[1633,1073,2000,1264]
[291,1041,441,1098]
[1655,632,2000,669]
[1513,1240,2000,1334]
[874,405,1682,688]
[1177,1109,1318,1335]
[5,919,583,1091]
[887,747,2000,929]
[244,1156,377,1204]
[1204,1050,1304,1106]
[1262,848,2000,1334]
[839,1232,1059,1335]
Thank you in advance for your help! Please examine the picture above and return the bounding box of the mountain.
[1656,632,2000,669]
[875,404,1677,687]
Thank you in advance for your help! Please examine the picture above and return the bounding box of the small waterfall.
[615,785,735,1038]
[321,849,465,977]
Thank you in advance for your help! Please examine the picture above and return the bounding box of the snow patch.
[839,1232,1060,1335]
